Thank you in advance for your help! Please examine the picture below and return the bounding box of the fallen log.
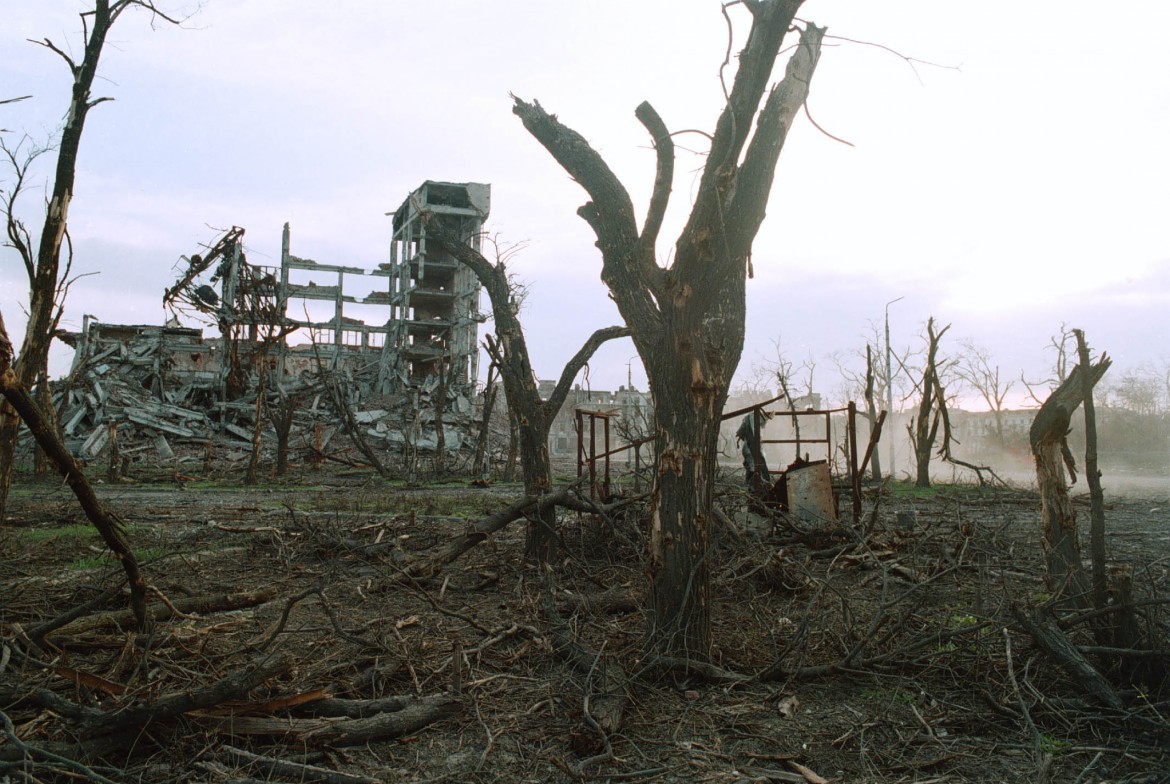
[195,695,460,747]
[218,744,381,784]
[1010,605,1122,711]
[47,587,278,641]
[88,655,295,735]
[401,487,573,579]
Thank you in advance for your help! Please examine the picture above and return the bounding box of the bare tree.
[471,359,500,480]
[907,317,951,488]
[511,2,825,657]
[425,222,629,563]
[832,339,889,480]
[1110,364,1165,416]
[955,338,1016,450]
[1073,330,1108,615]
[1022,322,1075,405]
[0,0,184,516]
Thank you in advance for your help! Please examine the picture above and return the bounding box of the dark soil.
[2,463,1169,783]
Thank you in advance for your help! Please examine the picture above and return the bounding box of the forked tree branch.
[511,96,662,335]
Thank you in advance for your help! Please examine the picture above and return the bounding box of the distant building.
[539,381,653,459]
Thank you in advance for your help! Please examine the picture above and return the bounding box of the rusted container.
[785,460,836,523]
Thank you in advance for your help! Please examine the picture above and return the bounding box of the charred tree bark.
[1029,350,1110,605]
[512,2,823,657]
[0,310,147,629]
[426,221,630,563]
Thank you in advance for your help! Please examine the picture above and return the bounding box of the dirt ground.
[2,461,1169,784]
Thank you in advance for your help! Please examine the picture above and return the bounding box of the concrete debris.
[49,318,480,470]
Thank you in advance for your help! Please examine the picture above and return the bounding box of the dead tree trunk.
[245,357,268,485]
[864,344,882,481]
[424,221,630,563]
[433,358,447,475]
[503,411,519,483]
[472,362,499,479]
[33,364,57,474]
[268,388,299,477]
[1073,329,1108,614]
[512,2,824,657]
[1029,350,1110,605]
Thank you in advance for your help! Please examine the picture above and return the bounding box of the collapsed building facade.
[52,182,495,467]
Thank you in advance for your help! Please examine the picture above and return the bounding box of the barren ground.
[2,461,1169,784]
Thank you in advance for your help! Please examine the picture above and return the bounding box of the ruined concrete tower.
[380,181,490,395]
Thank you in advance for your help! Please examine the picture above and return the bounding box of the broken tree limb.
[303,695,461,746]
[400,486,575,579]
[24,583,125,649]
[47,587,278,641]
[87,654,295,736]
[1010,605,1122,711]
[0,310,148,630]
[218,744,381,784]
[19,654,295,739]
[298,695,415,719]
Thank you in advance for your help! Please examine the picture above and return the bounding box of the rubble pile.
[45,320,482,471]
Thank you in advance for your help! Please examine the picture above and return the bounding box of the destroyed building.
[51,182,494,469]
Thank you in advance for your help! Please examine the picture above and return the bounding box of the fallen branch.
[0,312,148,630]
[0,709,120,783]
[29,654,294,736]
[401,487,574,579]
[641,655,750,685]
[218,743,381,784]
[48,587,278,641]
[305,695,461,746]
[544,574,628,766]
[1010,604,1123,711]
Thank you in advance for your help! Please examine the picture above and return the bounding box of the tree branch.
[725,22,825,256]
[685,0,801,226]
[634,101,673,265]
[510,96,639,256]
[511,96,662,333]
[543,325,633,418]
[30,38,77,72]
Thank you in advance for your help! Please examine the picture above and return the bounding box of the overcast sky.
[3,1,1168,409]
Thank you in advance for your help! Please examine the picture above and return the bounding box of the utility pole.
[885,296,903,479]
